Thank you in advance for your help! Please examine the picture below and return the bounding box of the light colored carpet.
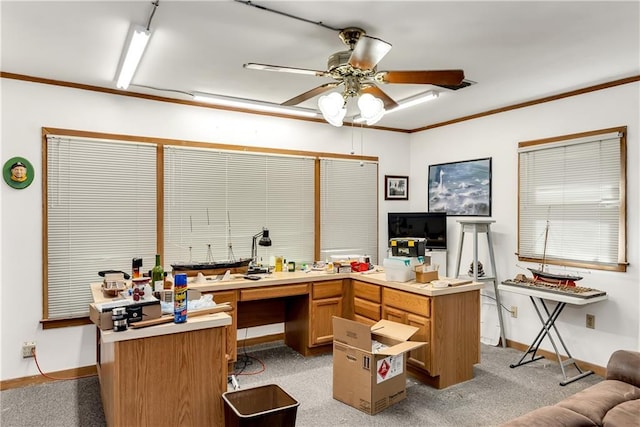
[1,342,602,426]
[230,342,602,426]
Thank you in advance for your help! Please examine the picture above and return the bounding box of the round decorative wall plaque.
[3,156,34,189]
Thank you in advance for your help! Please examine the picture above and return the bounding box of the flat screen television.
[388,212,448,250]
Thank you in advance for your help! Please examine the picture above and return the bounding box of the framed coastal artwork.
[428,157,492,216]
[385,175,409,200]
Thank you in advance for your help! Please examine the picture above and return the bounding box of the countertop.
[100,312,232,343]
[185,269,484,296]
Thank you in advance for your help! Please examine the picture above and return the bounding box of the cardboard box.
[415,265,439,283]
[332,317,427,415]
[89,299,161,330]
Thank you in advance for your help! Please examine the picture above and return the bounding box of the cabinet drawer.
[240,284,309,301]
[312,280,343,299]
[353,280,381,303]
[354,297,381,321]
[383,288,430,317]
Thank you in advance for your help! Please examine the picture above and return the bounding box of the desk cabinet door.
[407,313,430,370]
[382,305,406,324]
[310,296,343,346]
[209,290,237,363]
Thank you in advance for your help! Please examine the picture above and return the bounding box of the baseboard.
[0,365,97,391]
[505,339,606,377]
[237,332,285,348]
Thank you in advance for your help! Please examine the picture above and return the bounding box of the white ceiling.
[2,1,639,131]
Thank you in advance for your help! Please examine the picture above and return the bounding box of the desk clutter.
[92,267,225,331]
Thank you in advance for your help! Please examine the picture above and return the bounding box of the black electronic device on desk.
[388,212,447,250]
[390,238,426,257]
[246,266,270,275]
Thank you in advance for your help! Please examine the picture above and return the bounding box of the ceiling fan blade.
[361,85,399,110]
[281,82,341,106]
[376,70,465,86]
[348,35,392,70]
[244,63,328,77]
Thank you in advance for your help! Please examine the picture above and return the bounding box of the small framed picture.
[385,175,409,200]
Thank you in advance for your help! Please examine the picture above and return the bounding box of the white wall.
[1,77,637,381]
[0,78,410,381]
[408,82,640,366]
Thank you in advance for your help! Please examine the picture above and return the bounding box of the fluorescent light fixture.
[386,90,439,114]
[192,92,320,118]
[318,92,347,127]
[116,25,151,90]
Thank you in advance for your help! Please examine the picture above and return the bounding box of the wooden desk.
[499,281,607,385]
[190,270,484,389]
[91,286,231,427]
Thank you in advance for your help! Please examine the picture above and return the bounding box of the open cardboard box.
[332,316,427,415]
[89,299,161,330]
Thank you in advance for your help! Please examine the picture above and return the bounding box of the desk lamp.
[248,228,272,274]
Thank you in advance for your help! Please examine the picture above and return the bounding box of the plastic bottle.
[151,254,164,293]
[174,273,188,323]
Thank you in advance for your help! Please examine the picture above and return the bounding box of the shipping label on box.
[376,353,404,384]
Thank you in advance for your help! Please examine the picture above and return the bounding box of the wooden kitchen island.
[91,285,231,427]
[189,269,483,389]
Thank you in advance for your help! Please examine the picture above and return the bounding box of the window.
[45,135,157,320]
[44,129,379,325]
[320,159,378,263]
[164,146,316,268]
[518,126,626,272]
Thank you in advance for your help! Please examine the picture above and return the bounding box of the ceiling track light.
[192,92,320,118]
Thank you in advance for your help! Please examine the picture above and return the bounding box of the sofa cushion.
[500,405,596,427]
[556,380,640,425]
[602,399,640,427]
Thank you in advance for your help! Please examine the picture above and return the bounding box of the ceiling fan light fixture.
[386,90,439,114]
[192,92,319,118]
[357,93,385,125]
[318,92,347,127]
[116,25,152,90]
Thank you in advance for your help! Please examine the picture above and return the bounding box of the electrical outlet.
[22,341,36,358]
[510,306,518,318]
[586,314,595,329]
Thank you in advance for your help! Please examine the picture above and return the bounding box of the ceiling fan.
[243,27,465,116]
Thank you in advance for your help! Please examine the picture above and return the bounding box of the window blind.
[320,159,378,264]
[46,136,157,319]
[164,147,315,268]
[518,131,624,268]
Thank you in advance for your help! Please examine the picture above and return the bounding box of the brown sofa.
[502,350,640,426]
